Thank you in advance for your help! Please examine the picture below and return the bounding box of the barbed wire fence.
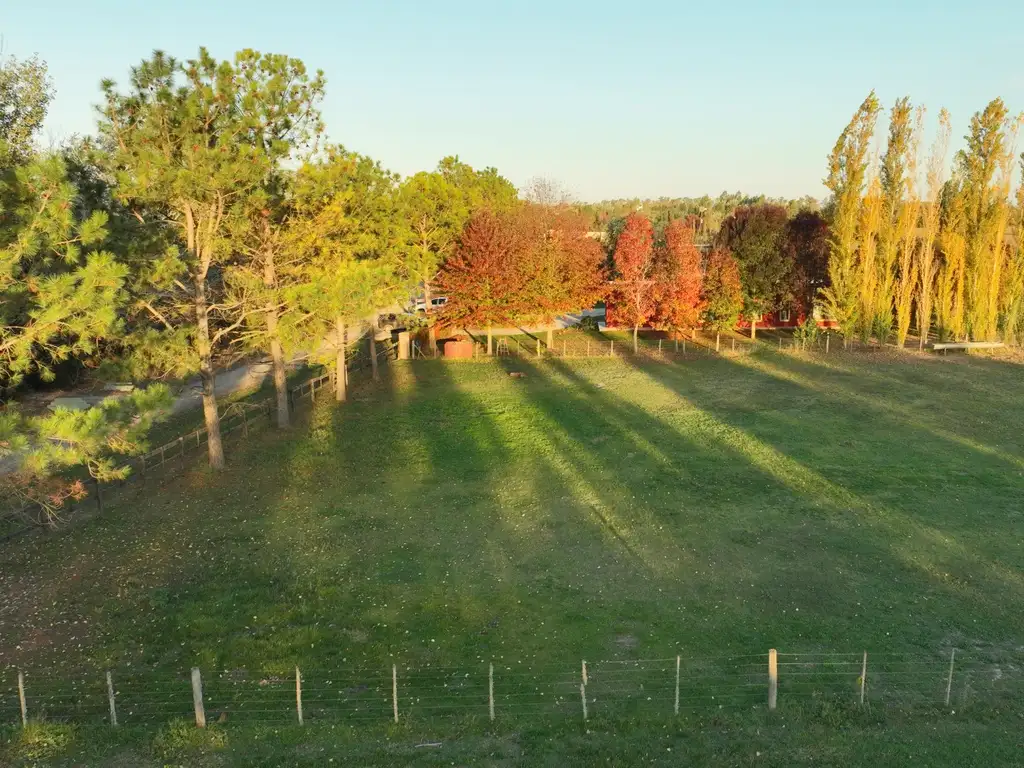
[2,648,1021,730]
[0,339,396,540]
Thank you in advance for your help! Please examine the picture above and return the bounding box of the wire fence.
[415,330,861,362]
[2,648,1020,729]
[0,339,395,539]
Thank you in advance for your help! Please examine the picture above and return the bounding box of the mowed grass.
[1,348,1023,765]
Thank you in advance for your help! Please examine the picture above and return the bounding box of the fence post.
[581,660,588,686]
[295,666,304,725]
[658,339,663,355]
[826,333,830,354]
[768,649,778,710]
[779,337,783,351]
[106,670,118,726]
[674,655,680,715]
[242,409,249,437]
[488,663,495,721]
[580,682,588,721]
[610,340,614,358]
[945,649,956,706]
[392,664,399,723]
[563,339,567,357]
[683,339,686,355]
[675,338,679,353]
[731,338,736,352]
[191,668,206,728]
[859,652,867,706]
[17,671,26,727]
[179,436,185,465]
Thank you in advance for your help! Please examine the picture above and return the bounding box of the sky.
[3,0,1023,202]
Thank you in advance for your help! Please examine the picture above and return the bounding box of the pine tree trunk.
[750,318,757,340]
[633,325,639,354]
[487,326,493,355]
[194,276,225,469]
[369,331,380,383]
[263,250,289,429]
[335,316,347,402]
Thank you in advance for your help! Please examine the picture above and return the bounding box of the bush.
[152,719,227,759]
[577,315,600,332]
[8,722,76,761]
[794,317,819,344]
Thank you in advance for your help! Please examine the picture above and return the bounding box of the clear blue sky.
[3,0,1023,201]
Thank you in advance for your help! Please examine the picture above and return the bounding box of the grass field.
[1,346,1023,765]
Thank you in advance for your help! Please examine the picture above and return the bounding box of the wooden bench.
[931,341,1004,354]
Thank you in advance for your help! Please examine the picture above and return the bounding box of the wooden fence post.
[580,682,588,721]
[392,664,399,723]
[674,655,680,715]
[859,651,867,706]
[658,339,663,355]
[179,436,185,464]
[295,666,304,725]
[191,668,206,728]
[826,333,830,354]
[581,660,588,686]
[609,340,614,357]
[106,670,118,726]
[17,671,26,727]
[945,649,956,706]
[768,649,778,710]
[488,663,495,721]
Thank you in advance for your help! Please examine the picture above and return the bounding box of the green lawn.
[1,347,1023,766]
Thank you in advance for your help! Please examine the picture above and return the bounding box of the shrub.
[577,315,600,332]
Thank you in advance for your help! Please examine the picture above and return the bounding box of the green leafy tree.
[98,48,311,468]
[717,204,791,339]
[286,147,405,401]
[0,53,53,165]
[700,247,743,351]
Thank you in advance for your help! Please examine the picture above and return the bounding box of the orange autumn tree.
[519,204,607,347]
[611,212,658,352]
[437,209,528,354]
[655,218,704,338]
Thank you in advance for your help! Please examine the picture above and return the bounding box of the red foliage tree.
[610,212,657,352]
[655,219,704,337]
[786,210,830,315]
[437,209,528,352]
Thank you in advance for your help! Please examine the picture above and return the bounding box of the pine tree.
[98,49,311,468]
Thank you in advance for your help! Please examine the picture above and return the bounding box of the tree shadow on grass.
[613,351,1024,650]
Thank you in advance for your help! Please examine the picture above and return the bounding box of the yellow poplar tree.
[857,173,883,343]
[1000,153,1024,344]
[916,109,951,349]
[820,92,880,345]
[894,107,924,348]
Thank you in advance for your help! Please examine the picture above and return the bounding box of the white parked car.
[413,296,448,313]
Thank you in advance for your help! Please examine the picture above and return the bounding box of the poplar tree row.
[822,93,1024,347]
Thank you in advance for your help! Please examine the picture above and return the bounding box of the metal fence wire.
[2,648,1021,729]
